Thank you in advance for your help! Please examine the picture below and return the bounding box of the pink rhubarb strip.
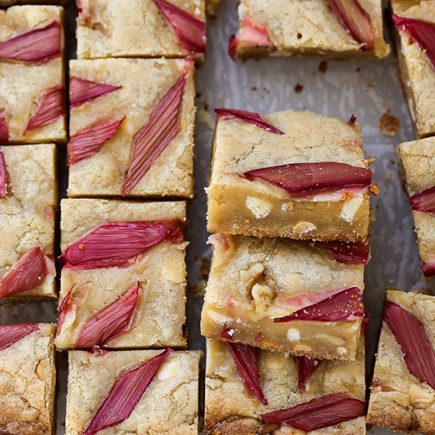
[316,239,370,264]
[295,356,320,392]
[0,114,9,144]
[410,186,435,213]
[0,324,40,351]
[0,150,7,198]
[69,77,121,108]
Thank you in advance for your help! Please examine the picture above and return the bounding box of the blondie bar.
[392,0,435,138]
[68,58,195,198]
[66,349,200,434]
[0,144,56,301]
[56,199,188,349]
[0,6,66,143]
[207,109,373,242]
[229,0,389,60]
[367,290,434,434]
[398,137,435,278]
[205,338,366,434]
[76,0,206,60]
[0,324,56,435]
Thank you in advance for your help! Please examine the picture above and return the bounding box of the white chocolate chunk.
[245,197,272,219]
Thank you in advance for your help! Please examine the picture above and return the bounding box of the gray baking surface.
[0,1,433,434]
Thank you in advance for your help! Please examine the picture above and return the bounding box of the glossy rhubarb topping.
[75,283,140,348]
[0,150,7,198]
[410,186,435,213]
[261,392,365,430]
[422,260,435,277]
[393,15,435,69]
[122,74,185,195]
[0,21,61,64]
[69,77,121,108]
[25,85,64,132]
[0,248,49,298]
[0,324,40,351]
[0,114,9,144]
[215,108,284,135]
[384,301,435,389]
[274,287,364,322]
[83,348,172,435]
[316,239,370,264]
[60,221,183,270]
[227,341,268,405]
[67,117,125,165]
[154,0,206,53]
[244,162,372,197]
[296,357,320,392]
[327,0,374,51]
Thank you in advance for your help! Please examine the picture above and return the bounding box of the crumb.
[379,111,400,136]
[202,99,209,111]
[197,109,214,129]
[318,60,328,73]
[195,92,202,99]
[390,159,396,165]
[251,86,257,91]
[348,114,357,125]
[385,170,393,183]
[294,83,304,93]
[370,183,380,195]
[297,32,302,39]
[356,67,361,72]
[189,255,211,296]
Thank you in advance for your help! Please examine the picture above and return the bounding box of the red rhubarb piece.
[57,285,76,335]
[154,0,206,53]
[76,0,92,23]
[261,392,365,430]
[327,0,374,51]
[393,15,435,68]
[274,287,364,322]
[245,162,372,197]
[67,117,125,165]
[0,247,49,298]
[122,74,185,195]
[69,77,121,108]
[75,283,140,348]
[60,221,183,270]
[25,85,64,132]
[228,35,237,60]
[0,324,40,351]
[0,114,9,143]
[83,348,172,435]
[227,342,268,405]
[316,239,370,264]
[0,21,61,64]
[423,259,435,277]
[215,108,284,135]
[295,357,320,392]
[371,378,395,392]
[410,186,435,213]
[384,302,435,389]
[0,150,7,198]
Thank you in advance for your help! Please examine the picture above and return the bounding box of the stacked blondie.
[201,108,374,433]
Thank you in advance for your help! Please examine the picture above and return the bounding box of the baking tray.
[0,1,433,433]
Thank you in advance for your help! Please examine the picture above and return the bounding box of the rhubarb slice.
[122,74,185,195]
[154,0,206,53]
[83,348,172,435]
[0,247,49,298]
[327,0,374,51]
[0,150,7,198]
[245,162,372,197]
[0,324,40,351]
[393,15,435,69]
[77,0,92,23]
[261,392,365,430]
[60,221,183,270]
[227,342,268,405]
[75,283,140,348]
[215,108,284,135]
[67,117,125,165]
[69,77,121,108]
[423,260,435,277]
[274,287,364,322]
[295,357,320,392]
[0,114,9,143]
[410,186,435,213]
[316,240,370,264]
[25,85,64,132]
[57,285,76,335]
[0,21,61,64]
[384,302,435,389]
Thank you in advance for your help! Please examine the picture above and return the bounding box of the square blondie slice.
[201,234,366,360]
[0,6,66,144]
[208,109,373,242]
[392,0,435,138]
[230,0,389,60]
[0,324,56,435]
[56,198,188,349]
[66,349,200,434]
[367,290,435,434]
[76,0,206,60]
[0,144,56,301]
[205,338,366,435]
[398,137,435,278]
[68,58,195,198]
